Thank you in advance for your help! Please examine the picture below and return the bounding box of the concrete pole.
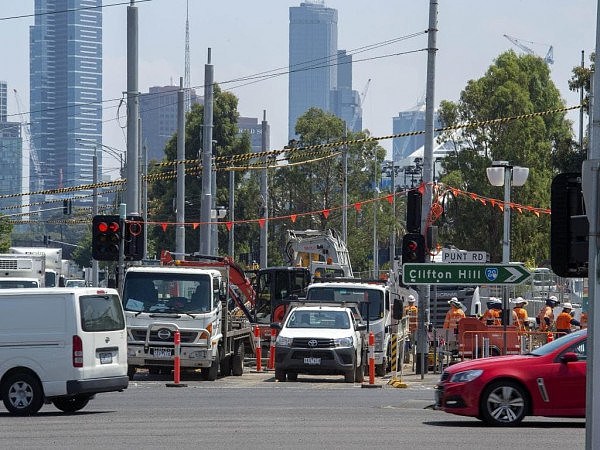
[502,166,511,355]
[211,143,217,255]
[391,163,396,263]
[199,49,214,254]
[126,1,139,214]
[373,160,378,278]
[142,142,148,259]
[342,131,348,244]
[175,77,186,256]
[91,150,99,286]
[228,168,235,257]
[416,0,438,377]
[259,110,269,268]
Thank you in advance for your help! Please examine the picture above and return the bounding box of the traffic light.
[63,199,72,215]
[124,215,144,261]
[402,232,426,263]
[551,173,588,277]
[92,215,122,261]
[406,190,422,232]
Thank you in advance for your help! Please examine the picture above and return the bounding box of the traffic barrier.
[547,332,554,343]
[254,325,262,372]
[267,327,276,370]
[368,331,375,385]
[166,330,187,387]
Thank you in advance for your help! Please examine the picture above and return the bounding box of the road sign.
[441,248,487,263]
[402,263,531,285]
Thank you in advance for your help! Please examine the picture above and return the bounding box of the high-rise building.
[392,106,441,161]
[139,85,202,162]
[331,50,361,132]
[237,117,269,154]
[288,2,338,140]
[30,0,103,192]
[0,81,23,214]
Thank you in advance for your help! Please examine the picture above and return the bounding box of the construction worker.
[480,298,502,326]
[537,296,559,332]
[580,310,588,329]
[511,297,529,331]
[404,295,418,335]
[555,302,581,334]
[443,297,466,332]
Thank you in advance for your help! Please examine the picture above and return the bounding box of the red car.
[435,329,586,426]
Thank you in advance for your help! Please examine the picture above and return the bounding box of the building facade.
[139,85,202,162]
[392,107,441,161]
[0,81,23,214]
[30,0,103,192]
[237,116,270,154]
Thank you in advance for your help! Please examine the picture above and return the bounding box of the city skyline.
[0,0,595,180]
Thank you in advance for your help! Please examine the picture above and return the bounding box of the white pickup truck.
[272,305,366,383]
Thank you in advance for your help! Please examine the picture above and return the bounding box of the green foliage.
[437,51,575,265]
[0,216,13,252]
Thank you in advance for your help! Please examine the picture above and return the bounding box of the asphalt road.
[0,370,586,449]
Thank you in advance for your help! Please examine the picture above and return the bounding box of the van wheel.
[1,372,44,416]
[232,342,245,376]
[52,395,91,413]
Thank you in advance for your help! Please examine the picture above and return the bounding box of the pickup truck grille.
[130,329,198,343]
[290,350,334,360]
[292,338,335,348]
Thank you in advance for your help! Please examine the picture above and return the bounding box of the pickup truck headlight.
[449,369,483,383]
[334,337,353,348]
[276,335,293,347]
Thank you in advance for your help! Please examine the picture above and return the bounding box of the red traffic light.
[97,222,109,233]
[407,241,418,251]
[97,221,119,233]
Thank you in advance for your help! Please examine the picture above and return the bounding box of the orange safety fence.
[458,330,567,360]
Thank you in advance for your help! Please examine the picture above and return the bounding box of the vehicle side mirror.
[560,352,579,363]
[270,322,282,330]
[392,299,403,320]
[356,324,367,332]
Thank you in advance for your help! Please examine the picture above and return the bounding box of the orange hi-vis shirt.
[538,305,554,331]
[443,307,466,330]
[556,311,574,332]
[480,309,501,326]
[404,305,418,333]
[513,307,528,331]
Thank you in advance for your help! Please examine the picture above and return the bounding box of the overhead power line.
[0,0,153,21]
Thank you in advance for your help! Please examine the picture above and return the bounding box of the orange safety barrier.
[267,328,277,370]
[254,325,262,372]
[173,330,181,384]
[368,331,375,385]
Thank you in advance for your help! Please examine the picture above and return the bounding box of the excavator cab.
[253,267,311,324]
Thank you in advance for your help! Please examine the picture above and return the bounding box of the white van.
[0,288,128,415]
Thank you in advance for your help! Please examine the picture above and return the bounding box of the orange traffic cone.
[547,332,554,343]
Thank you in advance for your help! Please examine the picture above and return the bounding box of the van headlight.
[276,335,293,347]
[335,337,353,348]
[449,369,483,383]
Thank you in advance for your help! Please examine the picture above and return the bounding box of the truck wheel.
[287,372,298,382]
[375,362,386,377]
[52,395,91,413]
[275,368,286,382]
[232,342,245,376]
[1,372,44,416]
[355,357,365,383]
[203,348,220,381]
[127,366,137,381]
[220,355,232,377]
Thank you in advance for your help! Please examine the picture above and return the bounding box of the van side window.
[80,295,125,332]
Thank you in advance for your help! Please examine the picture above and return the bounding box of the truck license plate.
[99,352,112,364]
[304,357,321,365]
[151,347,172,358]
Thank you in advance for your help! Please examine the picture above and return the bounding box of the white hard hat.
[408,295,415,302]
[448,297,461,307]
[511,297,528,306]
[549,295,558,302]
[562,302,573,309]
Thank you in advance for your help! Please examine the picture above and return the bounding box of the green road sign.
[402,263,531,285]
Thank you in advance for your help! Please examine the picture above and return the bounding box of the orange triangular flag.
[192,222,199,230]
[354,202,362,212]
[225,221,232,231]
[161,223,168,232]
[322,209,330,219]
[417,184,425,195]
[290,214,297,223]
[258,218,266,228]
[386,194,393,204]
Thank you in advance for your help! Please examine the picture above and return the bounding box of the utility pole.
[199,49,214,254]
[259,110,269,268]
[342,130,348,244]
[92,149,99,286]
[175,77,186,256]
[416,0,438,377]
[126,0,140,215]
[228,167,235,257]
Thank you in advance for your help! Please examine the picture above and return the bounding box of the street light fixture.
[486,160,529,354]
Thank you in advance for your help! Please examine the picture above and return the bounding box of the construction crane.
[13,89,42,191]
[349,78,371,132]
[503,34,554,65]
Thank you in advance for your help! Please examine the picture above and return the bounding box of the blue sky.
[0,0,596,174]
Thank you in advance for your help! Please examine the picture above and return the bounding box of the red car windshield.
[529,329,586,356]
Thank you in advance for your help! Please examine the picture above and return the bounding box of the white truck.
[285,229,353,279]
[0,253,46,288]
[121,253,254,381]
[9,247,63,287]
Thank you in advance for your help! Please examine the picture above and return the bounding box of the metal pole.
[391,163,396,263]
[502,166,511,355]
[199,48,214,254]
[211,142,218,255]
[175,77,185,256]
[91,149,99,286]
[342,130,348,244]
[416,0,438,378]
[581,50,585,151]
[373,160,378,278]
[142,142,148,259]
[228,168,235,257]
[126,1,140,214]
[259,110,269,268]
[118,203,126,291]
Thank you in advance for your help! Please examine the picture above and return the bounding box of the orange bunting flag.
[516,207,523,214]
[534,210,540,217]
[354,202,362,212]
[225,221,232,231]
[290,214,297,223]
[417,183,425,195]
[192,222,199,230]
[322,209,330,219]
[258,218,266,228]
[161,223,168,232]
[490,199,496,208]
[469,193,477,201]
[498,204,504,212]
[386,194,393,204]
[451,188,460,197]
[478,198,486,205]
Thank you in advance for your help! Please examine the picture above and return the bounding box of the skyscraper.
[30,0,103,192]
[0,81,23,214]
[288,2,338,140]
[392,106,441,161]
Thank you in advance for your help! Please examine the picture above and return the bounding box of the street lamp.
[486,160,529,354]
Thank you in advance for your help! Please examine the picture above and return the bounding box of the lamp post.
[486,161,529,353]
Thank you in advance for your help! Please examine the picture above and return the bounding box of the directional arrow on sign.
[402,263,532,285]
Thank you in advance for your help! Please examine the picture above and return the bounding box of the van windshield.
[306,287,383,320]
[80,294,125,332]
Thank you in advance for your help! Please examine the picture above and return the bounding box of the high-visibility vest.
[480,309,501,326]
[537,306,554,331]
[404,305,418,332]
[443,307,465,330]
[556,311,573,332]
[513,307,528,330]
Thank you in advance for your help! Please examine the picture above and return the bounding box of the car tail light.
[73,335,83,367]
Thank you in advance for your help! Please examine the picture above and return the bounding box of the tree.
[437,51,575,265]
[0,215,13,252]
